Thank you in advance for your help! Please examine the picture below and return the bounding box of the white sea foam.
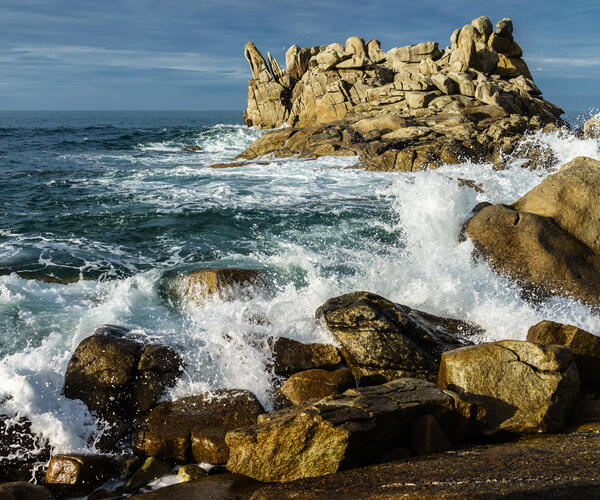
[1,121,600,462]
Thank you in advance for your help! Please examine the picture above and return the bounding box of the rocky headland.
[4,14,600,500]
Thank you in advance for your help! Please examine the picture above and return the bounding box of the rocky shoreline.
[3,14,600,500]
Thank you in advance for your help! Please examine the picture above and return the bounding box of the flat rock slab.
[129,472,264,500]
[250,432,600,499]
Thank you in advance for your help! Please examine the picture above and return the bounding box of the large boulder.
[315,292,474,384]
[276,368,355,406]
[271,337,341,376]
[226,378,482,482]
[527,320,600,393]
[438,340,579,434]
[132,390,265,464]
[463,157,600,306]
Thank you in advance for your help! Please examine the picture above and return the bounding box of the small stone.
[125,457,172,492]
[45,454,118,496]
[177,464,209,482]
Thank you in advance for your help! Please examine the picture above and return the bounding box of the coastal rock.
[276,368,355,406]
[45,454,118,496]
[226,378,481,482]
[63,325,183,446]
[438,340,579,434]
[271,337,341,375]
[584,113,600,139]
[527,320,600,393]
[0,482,54,500]
[463,157,600,306]
[124,457,172,492]
[0,415,50,481]
[315,292,473,384]
[170,268,268,305]
[236,17,564,171]
[132,390,264,464]
[176,464,209,482]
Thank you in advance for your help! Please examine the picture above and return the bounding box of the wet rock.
[438,340,579,434]
[315,291,473,384]
[177,464,209,482]
[182,146,201,152]
[171,268,268,305]
[45,454,118,496]
[271,337,341,376]
[527,320,600,393]
[0,415,50,482]
[226,378,481,482]
[277,368,355,406]
[463,157,600,306]
[133,389,264,464]
[129,472,264,499]
[124,457,172,492]
[584,113,600,139]
[0,482,54,500]
[63,326,183,446]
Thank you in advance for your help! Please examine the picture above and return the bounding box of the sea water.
[0,110,599,460]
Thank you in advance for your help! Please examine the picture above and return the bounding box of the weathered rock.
[464,157,600,306]
[0,482,54,500]
[45,454,118,496]
[366,39,386,64]
[527,320,600,393]
[471,16,493,40]
[0,415,50,482]
[124,457,172,492]
[176,464,209,482]
[63,325,183,445]
[584,113,600,139]
[129,472,263,499]
[315,292,473,384]
[226,378,481,482]
[277,369,355,406]
[387,42,441,64]
[133,390,264,464]
[171,268,268,305]
[271,337,341,375]
[438,340,580,434]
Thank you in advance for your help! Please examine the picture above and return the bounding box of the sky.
[0,0,598,112]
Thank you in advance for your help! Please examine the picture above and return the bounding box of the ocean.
[1,110,599,459]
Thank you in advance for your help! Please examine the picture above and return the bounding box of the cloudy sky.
[0,0,598,112]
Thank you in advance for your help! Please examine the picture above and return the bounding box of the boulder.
[0,482,54,500]
[387,42,441,64]
[471,16,493,40]
[176,464,209,482]
[315,292,472,384]
[124,457,172,492]
[464,157,600,306]
[45,454,118,496]
[584,113,600,139]
[271,337,341,375]
[171,268,268,305]
[226,378,481,482]
[345,37,366,58]
[132,390,264,464]
[276,368,355,406]
[366,39,386,63]
[63,325,183,445]
[0,415,50,482]
[527,320,600,393]
[438,340,579,434]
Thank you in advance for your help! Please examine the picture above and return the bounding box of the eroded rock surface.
[233,16,564,172]
[226,378,482,482]
[276,368,355,406]
[271,337,341,375]
[438,340,579,434]
[463,156,600,306]
[315,292,474,384]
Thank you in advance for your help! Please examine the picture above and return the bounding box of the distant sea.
[1,109,599,457]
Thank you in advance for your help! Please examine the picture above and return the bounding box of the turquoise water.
[1,110,599,457]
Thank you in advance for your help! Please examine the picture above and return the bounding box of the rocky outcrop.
[438,340,579,434]
[463,157,600,306]
[169,268,268,305]
[315,292,475,384]
[132,390,264,464]
[63,325,183,449]
[276,368,355,406]
[271,337,342,375]
[234,16,564,172]
[226,378,482,482]
[527,320,600,393]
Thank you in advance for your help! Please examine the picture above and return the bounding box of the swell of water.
[0,111,599,461]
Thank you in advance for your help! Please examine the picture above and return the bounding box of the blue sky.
[0,0,598,112]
